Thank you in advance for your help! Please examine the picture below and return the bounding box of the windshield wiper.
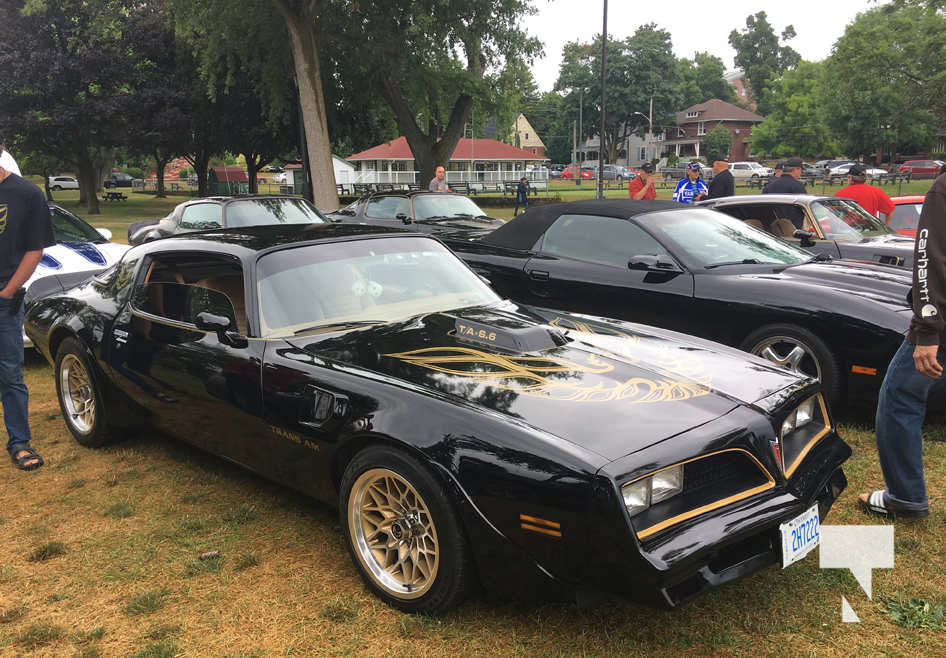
[293,320,384,336]
[805,253,833,263]
[451,213,497,222]
[704,258,762,269]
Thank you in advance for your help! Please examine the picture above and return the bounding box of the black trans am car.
[697,194,915,268]
[127,195,327,245]
[445,199,913,406]
[27,224,849,613]
[326,190,504,239]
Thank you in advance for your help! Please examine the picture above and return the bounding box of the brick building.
[663,99,764,161]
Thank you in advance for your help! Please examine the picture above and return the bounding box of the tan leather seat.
[770,217,797,238]
[744,218,764,230]
[195,276,247,334]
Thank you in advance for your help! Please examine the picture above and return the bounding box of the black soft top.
[481,199,689,251]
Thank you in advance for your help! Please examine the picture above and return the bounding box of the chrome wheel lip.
[348,467,439,600]
[60,354,95,434]
[750,335,822,381]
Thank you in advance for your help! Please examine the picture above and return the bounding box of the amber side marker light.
[851,365,877,375]
[520,514,562,537]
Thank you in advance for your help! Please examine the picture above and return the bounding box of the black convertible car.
[697,194,915,268]
[127,195,327,245]
[27,224,849,613]
[327,190,504,239]
[446,199,913,406]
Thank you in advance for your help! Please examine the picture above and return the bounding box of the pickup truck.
[103,172,136,188]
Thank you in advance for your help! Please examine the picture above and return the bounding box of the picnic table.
[103,191,127,201]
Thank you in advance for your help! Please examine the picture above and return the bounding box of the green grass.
[124,589,170,616]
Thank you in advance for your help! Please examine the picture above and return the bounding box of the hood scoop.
[452,315,565,353]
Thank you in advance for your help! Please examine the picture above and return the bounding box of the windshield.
[256,236,500,337]
[50,207,106,243]
[412,195,489,220]
[810,199,894,239]
[637,208,811,268]
[224,198,327,228]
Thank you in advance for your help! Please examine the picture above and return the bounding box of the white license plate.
[779,504,820,568]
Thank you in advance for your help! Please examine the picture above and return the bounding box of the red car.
[560,166,595,180]
[888,195,924,237]
[898,160,942,178]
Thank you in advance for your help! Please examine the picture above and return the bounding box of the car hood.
[286,304,805,460]
[31,241,129,278]
[750,259,912,308]
[834,233,915,265]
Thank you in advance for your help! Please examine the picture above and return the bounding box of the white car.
[729,162,773,179]
[272,172,288,183]
[23,204,130,347]
[828,163,888,177]
[48,176,79,191]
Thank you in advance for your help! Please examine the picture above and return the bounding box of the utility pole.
[572,120,577,172]
[597,0,608,199]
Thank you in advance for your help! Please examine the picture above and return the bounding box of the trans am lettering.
[270,425,320,451]
[456,323,497,342]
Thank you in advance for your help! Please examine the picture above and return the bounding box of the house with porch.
[663,99,764,161]
[346,136,546,187]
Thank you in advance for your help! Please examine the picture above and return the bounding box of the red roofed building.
[346,136,546,186]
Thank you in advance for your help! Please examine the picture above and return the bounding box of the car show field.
[1,187,945,656]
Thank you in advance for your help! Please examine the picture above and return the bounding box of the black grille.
[684,451,769,496]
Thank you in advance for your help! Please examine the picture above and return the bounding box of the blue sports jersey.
[672,177,709,204]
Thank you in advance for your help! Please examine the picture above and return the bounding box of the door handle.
[529,269,550,281]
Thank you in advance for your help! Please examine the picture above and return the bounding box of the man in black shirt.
[762,157,806,194]
[707,154,734,199]
[0,163,55,471]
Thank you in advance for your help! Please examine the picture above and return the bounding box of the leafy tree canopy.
[677,52,738,108]
[704,125,733,159]
[822,5,944,158]
[751,61,838,158]
[728,11,800,115]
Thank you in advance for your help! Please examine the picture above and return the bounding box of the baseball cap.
[784,157,803,168]
[687,161,703,171]
[711,154,729,163]
[848,164,866,177]
[639,162,654,173]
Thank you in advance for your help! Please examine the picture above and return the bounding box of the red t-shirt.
[835,183,895,217]
[628,176,657,200]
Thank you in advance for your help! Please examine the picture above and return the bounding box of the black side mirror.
[628,254,682,273]
[793,229,817,248]
[396,213,412,224]
[195,311,247,348]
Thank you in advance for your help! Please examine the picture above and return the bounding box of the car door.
[710,202,841,259]
[360,195,412,229]
[107,251,270,466]
[520,213,695,331]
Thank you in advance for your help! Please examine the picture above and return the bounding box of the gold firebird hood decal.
[385,342,712,404]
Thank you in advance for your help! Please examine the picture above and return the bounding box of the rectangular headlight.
[651,465,684,504]
[622,479,650,517]
[795,396,816,428]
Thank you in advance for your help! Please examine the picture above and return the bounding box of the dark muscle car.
[326,191,504,239]
[127,195,326,245]
[26,224,849,613]
[445,199,913,406]
[697,194,915,268]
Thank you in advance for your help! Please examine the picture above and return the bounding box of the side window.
[132,254,246,334]
[365,196,410,219]
[180,204,223,229]
[540,214,664,268]
[890,204,921,231]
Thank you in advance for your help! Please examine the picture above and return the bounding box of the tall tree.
[728,12,800,115]
[750,61,838,157]
[822,5,943,159]
[677,52,738,108]
[0,0,141,213]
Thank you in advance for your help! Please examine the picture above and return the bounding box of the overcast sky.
[526,0,887,92]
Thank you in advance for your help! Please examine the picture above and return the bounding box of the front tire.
[51,185,61,191]
[339,446,474,614]
[740,324,841,405]
[54,337,114,447]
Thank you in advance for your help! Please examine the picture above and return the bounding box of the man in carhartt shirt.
[428,165,451,193]
[0,163,55,471]
[859,165,946,519]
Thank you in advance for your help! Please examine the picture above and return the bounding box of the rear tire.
[54,337,115,447]
[51,185,61,191]
[339,445,474,614]
[740,324,842,406]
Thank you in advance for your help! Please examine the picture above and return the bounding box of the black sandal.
[10,448,44,471]
[857,490,929,519]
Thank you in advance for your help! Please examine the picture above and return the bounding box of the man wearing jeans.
[859,166,946,518]
[0,162,55,471]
